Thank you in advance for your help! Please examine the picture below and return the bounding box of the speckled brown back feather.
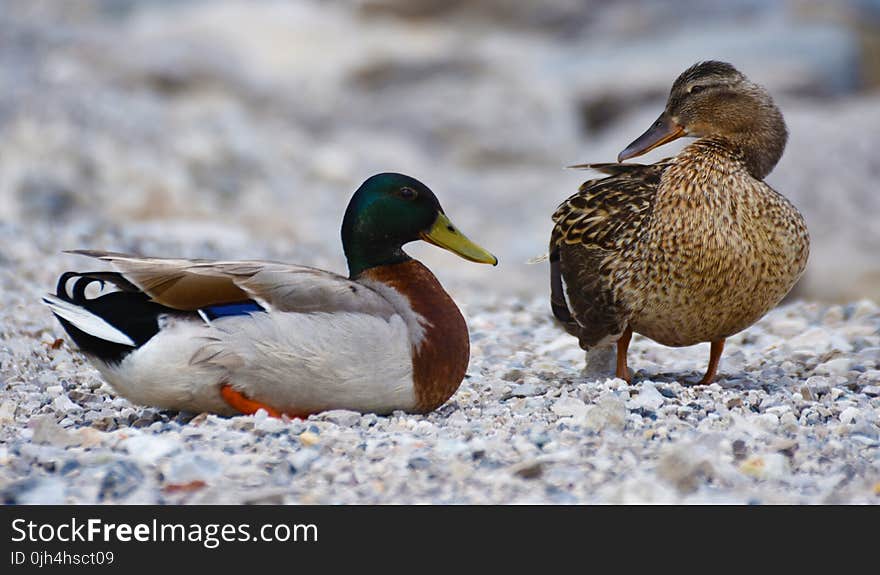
[551,161,668,248]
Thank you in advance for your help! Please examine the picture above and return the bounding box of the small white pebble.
[757,413,779,431]
[839,407,860,425]
[780,412,799,430]
[815,357,852,377]
[551,396,588,419]
[52,394,80,412]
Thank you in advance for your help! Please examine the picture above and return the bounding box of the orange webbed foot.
[220,384,307,420]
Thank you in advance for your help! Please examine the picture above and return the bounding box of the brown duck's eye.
[689,85,705,95]
[398,187,418,200]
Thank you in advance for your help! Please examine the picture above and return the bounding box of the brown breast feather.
[361,261,469,413]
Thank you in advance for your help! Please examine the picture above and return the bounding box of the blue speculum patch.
[201,300,265,320]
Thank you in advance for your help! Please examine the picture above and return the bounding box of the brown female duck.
[550,61,810,384]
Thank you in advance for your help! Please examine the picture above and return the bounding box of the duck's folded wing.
[67,250,396,317]
[552,160,669,250]
[549,161,669,347]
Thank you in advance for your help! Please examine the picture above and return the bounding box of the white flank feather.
[66,309,417,415]
[192,311,417,414]
[42,294,136,347]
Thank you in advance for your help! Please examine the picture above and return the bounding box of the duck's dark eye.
[689,85,705,95]
[398,187,418,200]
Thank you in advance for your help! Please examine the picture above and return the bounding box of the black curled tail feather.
[56,271,141,303]
[50,271,183,364]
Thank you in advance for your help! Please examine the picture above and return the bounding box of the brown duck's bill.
[617,112,686,162]
[420,213,498,266]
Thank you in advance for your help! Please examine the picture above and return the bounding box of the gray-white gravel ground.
[1,0,879,505]
[2,221,878,503]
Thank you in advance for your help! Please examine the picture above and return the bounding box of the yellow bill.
[420,213,498,266]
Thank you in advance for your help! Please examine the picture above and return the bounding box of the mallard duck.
[550,61,810,384]
[44,173,497,417]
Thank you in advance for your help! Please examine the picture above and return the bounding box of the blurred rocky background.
[1,0,879,303]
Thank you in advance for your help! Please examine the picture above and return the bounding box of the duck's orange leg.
[616,326,633,383]
[220,384,306,419]
[697,339,725,385]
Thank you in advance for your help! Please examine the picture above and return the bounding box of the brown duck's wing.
[66,250,397,317]
[549,160,669,347]
[550,161,669,249]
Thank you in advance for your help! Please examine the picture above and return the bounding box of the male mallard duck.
[44,173,497,417]
[550,61,809,384]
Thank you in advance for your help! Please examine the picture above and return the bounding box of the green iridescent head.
[341,173,497,278]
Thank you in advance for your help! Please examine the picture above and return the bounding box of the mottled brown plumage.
[550,61,810,384]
